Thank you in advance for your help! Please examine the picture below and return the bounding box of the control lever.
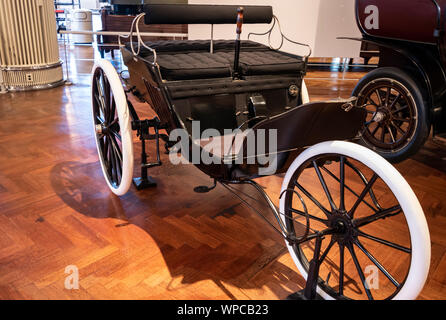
[233,7,244,80]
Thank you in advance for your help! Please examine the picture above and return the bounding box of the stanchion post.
[0,69,7,93]
[63,32,73,86]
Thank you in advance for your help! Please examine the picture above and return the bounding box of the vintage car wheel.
[91,60,134,196]
[352,67,430,163]
[280,141,430,300]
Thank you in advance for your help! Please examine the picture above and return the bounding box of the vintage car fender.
[340,35,446,133]
[350,0,446,133]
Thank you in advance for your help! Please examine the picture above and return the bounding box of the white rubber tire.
[279,140,431,300]
[92,59,134,196]
[301,79,310,104]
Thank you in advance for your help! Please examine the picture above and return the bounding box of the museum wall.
[188,0,361,57]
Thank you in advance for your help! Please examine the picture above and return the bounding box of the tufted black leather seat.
[126,40,305,81]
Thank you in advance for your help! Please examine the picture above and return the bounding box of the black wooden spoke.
[104,76,111,117]
[339,244,345,296]
[355,239,400,288]
[108,137,116,183]
[108,97,116,125]
[110,128,122,142]
[94,92,105,117]
[288,207,328,224]
[110,140,121,185]
[345,161,382,210]
[370,123,381,136]
[106,137,114,180]
[347,243,374,300]
[375,89,383,107]
[358,230,411,254]
[380,126,386,142]
[100,73,109,115]
[348,173,378,218]
[353,204,402,228]
[109,135,123,163]
[114,147,122,181]
[294,181,332,217]
[96,77,106,112]
[319,237,336,265]
[339,156,346,211]
[387,125,396,143]
[109,137,122,165]
[109,117,119,127]
[392,117,410,123]
[313,161,337,212]
[390,120,407,135]
[388,93,402,110]
[103,135,110,162]
[96,115,105,125]
[321,166,378,213]
[365,120,374,127]
[367,96,379,108]
[392,104,409,114]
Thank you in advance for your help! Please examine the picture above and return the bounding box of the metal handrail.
[248,15,312,59]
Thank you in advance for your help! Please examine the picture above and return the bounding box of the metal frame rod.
[59,30,188,38]
[220,179,317,243]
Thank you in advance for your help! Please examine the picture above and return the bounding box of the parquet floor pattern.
[0,46,445,299]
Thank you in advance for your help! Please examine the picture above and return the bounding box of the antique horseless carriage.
[91,4,431,300]
[346,0,446,162]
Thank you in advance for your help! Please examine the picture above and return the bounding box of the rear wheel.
[352,67,430,163]
[92,60,134,196]
[280,141,430,300]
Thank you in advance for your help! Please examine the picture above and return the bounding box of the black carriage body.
[350,0,446,134]
[123,4,366,180]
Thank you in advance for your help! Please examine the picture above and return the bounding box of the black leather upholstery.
[128,40,305,81]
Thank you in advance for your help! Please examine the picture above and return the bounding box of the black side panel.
[247,101,367,154]
[143,4,273,25]
[190,95,238,135]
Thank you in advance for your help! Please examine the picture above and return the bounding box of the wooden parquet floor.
[0,46,445,300]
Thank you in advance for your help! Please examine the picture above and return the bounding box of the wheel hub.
[329,211,356,244]
[372,111,386,123]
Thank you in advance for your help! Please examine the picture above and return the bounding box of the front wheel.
[280,141,430,300]
[352,67,430,163]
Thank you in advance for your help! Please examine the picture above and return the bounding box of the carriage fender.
[340,36,446,127]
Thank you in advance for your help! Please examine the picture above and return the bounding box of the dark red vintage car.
[347,0,446,162]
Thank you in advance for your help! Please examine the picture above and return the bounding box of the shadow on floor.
[50,160,307,299]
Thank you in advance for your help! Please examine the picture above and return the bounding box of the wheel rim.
[92,67,123,189]
[357,79,417,153]
[284,154,412,300]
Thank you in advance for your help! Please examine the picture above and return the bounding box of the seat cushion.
[156,52,233,80]
[238,51,305,76]
[128,40,305,80]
